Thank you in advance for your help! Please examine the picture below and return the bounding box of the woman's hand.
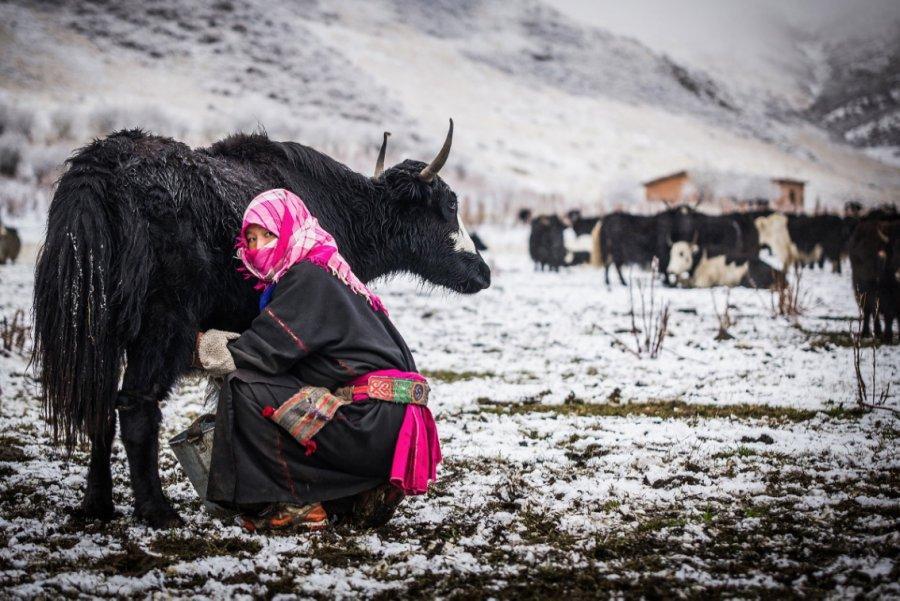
[195,329,240,376]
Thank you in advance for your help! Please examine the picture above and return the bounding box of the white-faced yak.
[33,121,490,527]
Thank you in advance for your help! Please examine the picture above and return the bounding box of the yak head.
[667,239,700,277]
[373,120,490,294]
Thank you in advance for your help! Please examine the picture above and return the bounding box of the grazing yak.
[564,214,600,267]
[666,240,783,289]
[529,214,567,271]
[0,222,21,264]
[653,206,754,271]
[595,212,659,286]
[33,122,491,527]
[787,214,849,273]
[849,220,899,343]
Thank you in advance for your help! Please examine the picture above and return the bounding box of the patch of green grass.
[794,324,879,350]
[518,509,578,549]
[743,505,769,519]
[307,535,377,568]
[599,499,621,513]
[714,445,757,459]
[822,405,868,419]
[479,399,833,422]
[421,369,496,382]
[150,533,262,559]
[0,436,28,462]
[96,541,172,577]
[636,516,688,533]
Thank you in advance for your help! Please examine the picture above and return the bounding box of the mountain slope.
[1,0,897,212]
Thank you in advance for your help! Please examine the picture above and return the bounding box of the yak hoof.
[72,496,118,522]
[135,500,184,529]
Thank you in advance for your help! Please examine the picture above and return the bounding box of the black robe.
[206,261,417,511]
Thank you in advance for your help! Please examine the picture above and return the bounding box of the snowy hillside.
[551,0,900,163]
[0,0,898,219]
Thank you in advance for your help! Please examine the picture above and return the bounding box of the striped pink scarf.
[235,188,386,313]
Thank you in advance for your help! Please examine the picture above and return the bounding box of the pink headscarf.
[235,188,386,313]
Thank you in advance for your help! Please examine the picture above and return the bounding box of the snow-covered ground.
[1,226,897,598]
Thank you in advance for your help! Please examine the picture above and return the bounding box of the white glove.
[196,330,240,377]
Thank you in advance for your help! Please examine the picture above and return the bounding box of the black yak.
[849,220,899,343]
[33,121,490,527]
[596,212,659,286]
[528,214,567,271]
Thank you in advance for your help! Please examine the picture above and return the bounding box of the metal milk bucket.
[168,413,234,518]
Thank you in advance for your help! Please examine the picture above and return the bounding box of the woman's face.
[245,224,277,250]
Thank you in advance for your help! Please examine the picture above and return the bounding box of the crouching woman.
[197,188,440,532]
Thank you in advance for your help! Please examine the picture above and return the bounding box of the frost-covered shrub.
[0,133,25,177]
[49,106,86,142]
[0,97,36,139]
[21,144,71,185]
[0,179,42,217]
[88,103,191,139]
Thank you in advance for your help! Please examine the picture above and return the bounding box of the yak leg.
[73,408,117,520]
[882,305,895,345]
[118,322,194,528]
[615,262,627,286]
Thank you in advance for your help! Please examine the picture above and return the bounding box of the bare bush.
[49,107,85,143]
[0,97,37,140]
[711,289,735,341]
[0,180,45,217]
[851,303,895,414]
[0,309,29,356]
[770,264,807,320]
[628,258,671,358]
[22,144,70,185]
[0,132,25,177]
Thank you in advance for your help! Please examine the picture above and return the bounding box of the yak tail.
[33,156,149,451]
[589,219,603,267]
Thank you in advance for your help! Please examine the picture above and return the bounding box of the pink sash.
[348,369,442,495]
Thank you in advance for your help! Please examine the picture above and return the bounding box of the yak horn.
[419,118,453,182]
[374,131,391,179]
[877,224,889,243]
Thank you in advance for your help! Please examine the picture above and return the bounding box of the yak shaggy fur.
[32,128,490,527]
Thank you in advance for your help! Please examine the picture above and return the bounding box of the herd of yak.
[526,204,900,343]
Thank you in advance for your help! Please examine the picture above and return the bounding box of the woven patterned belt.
[350,375,430,406]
